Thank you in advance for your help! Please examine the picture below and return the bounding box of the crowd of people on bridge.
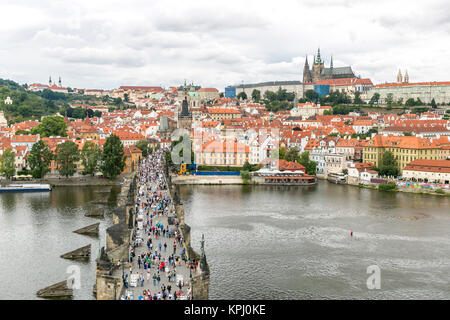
[120,149,195,300]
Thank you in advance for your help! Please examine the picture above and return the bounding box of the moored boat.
[0,184,52,192]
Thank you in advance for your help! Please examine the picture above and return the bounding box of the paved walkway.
[118,150,195,300]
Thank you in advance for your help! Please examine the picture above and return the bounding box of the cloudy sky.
[1,0,449,90]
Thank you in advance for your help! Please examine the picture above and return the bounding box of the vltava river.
[0,186,119,300]
[181,182,450,299]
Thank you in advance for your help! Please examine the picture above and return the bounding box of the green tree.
[285,148,300,163]
[124,93,129,102]
[353,91,363,104]
[405,98,416,106]
[55,140,80,178]
[431,98,437,108]
[276,87,288,101]
[386,93,394,107]
[237,91,247,100]
[81,141,101,176]
[264,90,277,102]
[299,151,317,175]
[28,140,53,179]
[101,134,126,179]
[31,116,67,137]
[378,151,399,177]
[240,170,251,184]
[304,90,319,103]
[0,148,15,179]
[243,161,253,172]
[251,89,261,103]
[369,93,380,106]
[135,140,150,157]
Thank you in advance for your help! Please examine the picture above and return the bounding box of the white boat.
[0,184,52,192]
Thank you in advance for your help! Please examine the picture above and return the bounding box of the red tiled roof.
[404,159,450,173]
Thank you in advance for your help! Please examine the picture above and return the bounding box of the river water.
[181,182,450,300]
[0,186,119,300]
[1,182,449,300]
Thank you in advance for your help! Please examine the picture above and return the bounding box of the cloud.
[1,0,449,90]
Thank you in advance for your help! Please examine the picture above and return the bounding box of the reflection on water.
[181,181,450,300]
[0,186,120,300]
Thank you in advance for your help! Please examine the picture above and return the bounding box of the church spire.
[397,69,403,83]
[303,55,312,84]
[404,70,409,83]
[330,55,333,69]
[316,47,322,64]
[49,76,52,86]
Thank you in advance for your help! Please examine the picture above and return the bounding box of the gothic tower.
[397,70,403,83]
[58,76,62,87]
[312,48,325,82]
[403,70,409,83]
[49,76,52,86]
[302,56,312,84]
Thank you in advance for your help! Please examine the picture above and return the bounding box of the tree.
[386,93,394,107]
[353,91,363,104]
[55,140,80,178]
[81,141,101,176]
[264,90,277,102]
[299,151,317,175]
[101,134,126,179]
[304,90,319,103]
[124,93,129,102]
[86,108,94,118]
[28,140,53,179]
[237,91,247,100]
[431,98,437,108]
[93,110,102,118]
[135,140,150,157]
[31,116,67,137]
[405,98,416,106]
[378,151,399,177]
[251,89,261,103]
[285,148,300,163]
[369,93,380,106]
[243,161,253,172]
[276,87,288,101]
[0,148,15,179]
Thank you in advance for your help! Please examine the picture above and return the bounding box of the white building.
[369,81,450,104]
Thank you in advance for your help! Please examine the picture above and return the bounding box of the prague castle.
[303,48,357,84]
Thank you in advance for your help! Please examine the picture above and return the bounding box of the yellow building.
[362,135,442,173]
[122,145,142,174]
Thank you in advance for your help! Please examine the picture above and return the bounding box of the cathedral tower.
[302,56,312,84]
[403,70,409,83]
[312,48,325,82]
[397,70,403,83]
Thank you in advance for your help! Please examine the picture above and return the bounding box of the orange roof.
[208,108,241,114]
[375,81,450,88]
[314,78,373,86]
[11,135,39,143]
[404,159,450,173]
[365,135,440,149]
[198,88,218,92]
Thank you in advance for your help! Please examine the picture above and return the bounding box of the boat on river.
[0,184,52,192]
[327,172,347,184]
